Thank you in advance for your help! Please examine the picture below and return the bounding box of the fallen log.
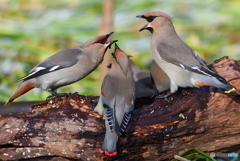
[0,56,240,161]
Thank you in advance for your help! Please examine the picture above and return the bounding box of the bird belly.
[156,61,194,88]
[35,66,88,90]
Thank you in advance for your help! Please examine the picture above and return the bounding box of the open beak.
[105,40,118,49]
[139,23,152,32]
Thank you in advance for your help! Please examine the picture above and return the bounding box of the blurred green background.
[0,0,240,102]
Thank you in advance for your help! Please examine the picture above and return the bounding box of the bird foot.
[55,93,68,97]
[155,92,172,99]
[46,92,68,101]
[155,92,173,102]
[46,95,56,100]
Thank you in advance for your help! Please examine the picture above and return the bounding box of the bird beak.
[136,15,145,19]
[105,40,118,49]
[139,22,152,32]
[106,32,114,38]
[114,43,120,50]
[112,43,120,59]
[102,32,117,48]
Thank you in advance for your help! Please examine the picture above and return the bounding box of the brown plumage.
[137,11,236,97]
[5,32,117,106]
[99,44,135,156]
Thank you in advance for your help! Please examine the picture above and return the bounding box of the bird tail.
[4,81,35,106]
[99,129,118,157]
[221,84,236,94]
[194,75,236,94]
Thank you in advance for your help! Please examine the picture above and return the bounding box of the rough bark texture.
[0,56,240,161]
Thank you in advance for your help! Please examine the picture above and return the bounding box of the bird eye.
[146,16,157,22]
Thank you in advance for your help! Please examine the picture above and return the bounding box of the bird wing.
[102,94,116,133]
[102,92,134,136]
[16,47,83,82]
[157,42,225,81]
[118,104,133,136]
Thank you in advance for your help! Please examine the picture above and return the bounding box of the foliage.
[0,0,240,102]
[172,148,217,161]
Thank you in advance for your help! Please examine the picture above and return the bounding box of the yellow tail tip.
[4,101,11,107]
[224,88,236,94]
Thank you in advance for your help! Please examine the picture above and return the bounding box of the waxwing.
[150,60,170,93]
[94,58,155,115]
[99,43,135,156]
[5,32,117,106]
[137,11,236,97]
[128,58,155,97]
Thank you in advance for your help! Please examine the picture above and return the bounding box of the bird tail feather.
[4,81,35,106]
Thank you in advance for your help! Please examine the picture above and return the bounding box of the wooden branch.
[0,56,240,161]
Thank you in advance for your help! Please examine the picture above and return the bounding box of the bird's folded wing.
[157,43,225,81]
[16,48,82,82]
[102,95,116,132]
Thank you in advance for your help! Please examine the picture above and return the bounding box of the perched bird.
[94,57,154,116]
[102,57,155,97]
[128,58,155,97]
[99,44,135,156]
[5,32,117,106]
[137,11,236,97]
[150,60,170,93]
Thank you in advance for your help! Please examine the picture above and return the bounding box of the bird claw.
[46,95,56,100]
[46,92,68,101]
[55,93,68,97]
[155,92,171,99]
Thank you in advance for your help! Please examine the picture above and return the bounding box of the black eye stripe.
[145,16,157,22]
[96,39,106,44]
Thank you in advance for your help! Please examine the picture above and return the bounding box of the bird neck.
[152,23,178,44]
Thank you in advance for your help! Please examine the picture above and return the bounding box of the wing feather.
[157,41,225,81]
[16,47,82,82]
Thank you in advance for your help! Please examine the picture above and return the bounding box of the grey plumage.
[129,59,155,98]
[5,32,117,106]
[94,58,155,116]
[150,60,170,93]
[99,44,135,156]
[137,11,236,97]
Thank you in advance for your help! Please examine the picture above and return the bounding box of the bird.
[4,32,117,106]
[128,58,155,98]
[99,43,135,156]
[94,57,154,116]
[137,11,236,98]
[103,57,155,97]
[150,60,170,93]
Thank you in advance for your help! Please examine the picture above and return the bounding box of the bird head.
[137,11,172,33]
[111,43,130,77]
[82,32,118,54]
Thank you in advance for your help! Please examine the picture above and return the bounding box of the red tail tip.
[104,151,117,157]
[98,148,104,153]
[98,148,117,157]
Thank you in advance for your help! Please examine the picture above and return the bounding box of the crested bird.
[137,11,236,98]
[94,57,155,116]
[5,32,117,106]
[99,43,135,156]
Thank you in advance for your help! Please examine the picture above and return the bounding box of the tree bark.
[0,56,240,161]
